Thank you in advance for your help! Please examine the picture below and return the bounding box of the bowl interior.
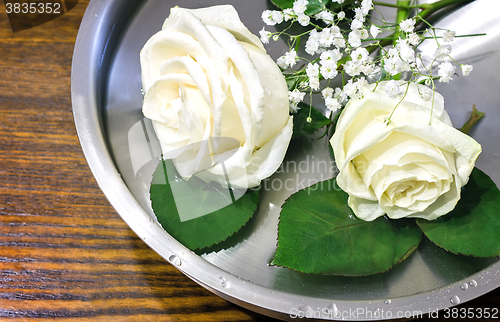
[75,0,500,318]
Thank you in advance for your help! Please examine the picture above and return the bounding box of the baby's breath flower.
[408,33,421,46]
[319,28,334,47]
[335,87,348,105]
[262,10,284,25]
[360,63,376,75]
[283,8,295,21]
[309,77,320,90]
[360,29,369,40]
[344,61,361,76]
[442,30,456,43]
[333,35,346,48]
[325,96,341,112]
[438,61,456,82]
[305,29,320,55]
[343,80,357,98]
[344,78,367,99]
[461,64,473,76]
[259,27,271,44]
[435,44,452,58]
[337,11,345,20]
[306,63,320,90]
[420,86,433,101]
[315,10,334,23]
[288,89,306,113]
[361,0,373,15]
[351,47,369,64]
[320,61,338,79]
[322,87,334,99]
[354,8,366,22]
[276,56,288,69]
[396,38,415,62]
[277,49,298,69]
[351,19,363,31]
[348,30,362,47]
[289,104,301,113]
[306,62,320,78]
[384,56,403,75]
[293,0,308,16]
[385,80,402,98]
[399,18,415,33]
[370,24,380,38]
[320,49,342,63]
[297,14,310,26]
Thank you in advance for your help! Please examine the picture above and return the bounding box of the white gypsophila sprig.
[442,30,456,43]
[277,49,299,69]
[370,24,381,38]
[385,80,403,99]
[461,64,473,76]
[306,63,320,90]
[262,10,284,25]
[298,14,310,26]
[438,61,456,82]
[283,8,295,21]
[399,18,416,33]
[288,89,306,113]
[259,27,271,44]
[258,0,475,128]
[293,0,308,15]
[420,86,433,101]
[435,44,452,58]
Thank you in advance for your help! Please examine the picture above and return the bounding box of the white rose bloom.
[141,5,293,189]
[330,81,481,221]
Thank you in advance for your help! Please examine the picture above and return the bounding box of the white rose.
[140,5,293,189]
[330,81,481,221]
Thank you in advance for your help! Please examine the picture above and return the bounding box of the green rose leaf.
[417,168,500,257]
[292,103,332,139]
[150,159,260,250]
[272,178,422,275]
[271,0,331,15]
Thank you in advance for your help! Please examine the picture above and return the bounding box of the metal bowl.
[72,0,500,320]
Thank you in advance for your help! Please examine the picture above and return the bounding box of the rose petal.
[164,5,265,51]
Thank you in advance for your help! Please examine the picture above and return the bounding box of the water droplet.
[326,303,339,318]
[219,276,230,288]
[469,279,478,287]
[140,89,145,97]
[242,280,245,284]
[449,295,460,305]
[384,299,392,304]
[94,14,98,19]
[460,283,469,290]
[168,255,182,266]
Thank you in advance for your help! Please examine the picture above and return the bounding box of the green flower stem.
[460,105,485,134]
[372,1,430,9]
[392,0,411,81]
[418,0,474,20]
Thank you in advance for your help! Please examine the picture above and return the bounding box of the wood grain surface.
[0,1,498,321]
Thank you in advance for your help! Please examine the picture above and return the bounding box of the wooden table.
[0,1,498,321]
